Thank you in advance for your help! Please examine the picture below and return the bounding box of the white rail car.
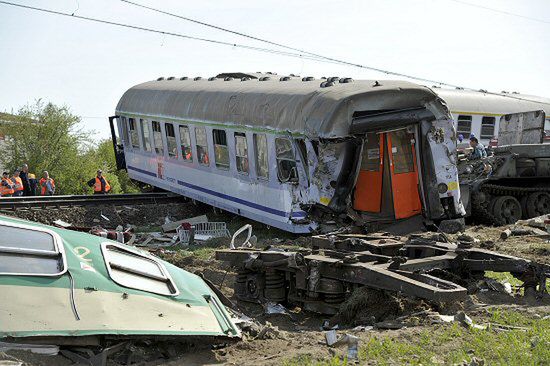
[432,88,550,146]
[111,74,464,233]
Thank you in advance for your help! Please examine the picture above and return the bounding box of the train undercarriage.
[216,232,549,314]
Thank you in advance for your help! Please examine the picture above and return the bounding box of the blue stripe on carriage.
[127,165,307,218]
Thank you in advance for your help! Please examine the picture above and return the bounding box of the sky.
[0,0,549,141]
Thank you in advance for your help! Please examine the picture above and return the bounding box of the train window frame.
[101,242,179,297]
[234,132,249,175]
[195,127,210,166]
[0,220,67,277]
[213,129,230,170]
[128,118,140,149]
[456,115,472,137]
[275,137,299,183]
[140,118,152,152]
[253,133,269,180]
[480,116,496,139]
[120,117,129,146]
[151,121,164,156]
[179,125,193,162]
[165,123,178,159]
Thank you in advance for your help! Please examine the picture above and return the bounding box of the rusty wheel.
[525,192,550,218]
[491,196,522,225]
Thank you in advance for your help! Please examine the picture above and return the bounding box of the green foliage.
[0,101,138,194]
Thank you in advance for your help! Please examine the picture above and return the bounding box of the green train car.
[0,215,240,343]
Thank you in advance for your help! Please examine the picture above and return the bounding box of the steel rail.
[0,193,185,210]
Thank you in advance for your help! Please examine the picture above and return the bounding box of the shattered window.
[275,138,298,183]
[195,127,210,166]
[254,133,269,180]
[0,223,66,276]
[128,118,140,149]
[235,133,249,175]
[457,115,472,136]
[179,125,192,162]
[152,121,164,155]
[165,123,178,158]
[140,119,152,152]
[213,129,229,170]
[102,243,178,296]
[480,116,496,139]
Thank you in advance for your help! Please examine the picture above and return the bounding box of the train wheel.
[491,196,522,225]
[525,192,550,218]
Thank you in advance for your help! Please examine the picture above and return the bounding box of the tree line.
[0,101,138,195]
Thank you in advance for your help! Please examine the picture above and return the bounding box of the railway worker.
[87,169,111,194]
[19,164,32,196]
[39,171,55,196]
[0,172,15,197]
[468,136,487,160]
[11,170,24,196]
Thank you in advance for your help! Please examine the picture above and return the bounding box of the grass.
[283,310,550,365]
[485,271,550,293]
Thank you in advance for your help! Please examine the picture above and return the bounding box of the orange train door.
[387,129,422,219]
[353,133,384,212]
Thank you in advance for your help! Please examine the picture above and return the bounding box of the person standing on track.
[11,170,24,196]
[39,171,55,196]
[19,164,32,196]
[87,169,111,194]
[0,171,15,197]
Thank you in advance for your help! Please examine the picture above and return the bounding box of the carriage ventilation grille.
[177,222,231,244]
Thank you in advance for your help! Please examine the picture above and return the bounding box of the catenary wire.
[119,0,550,106]
[446,0,550,25]
[1,0,549,106]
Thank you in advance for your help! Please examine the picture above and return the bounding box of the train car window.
[275,138,298,183]
[480,116,496,139]
[101,242,178,296]
[120,117,129,145]
[179,125,192,161]
[457,115,472,136]
[0,222,66,276]
[152,121,164,155]
[235,133,249,175]
[195,127,210,166]
[390,130,415,174]
[213,129,229,170]
[165,123,178,158]
[140,119,152,152]
[254,134,269,180]
[128,118,140,149]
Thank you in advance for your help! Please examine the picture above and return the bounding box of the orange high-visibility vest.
[0,178,15,196]
[39,178,55,195]
[94,177,111,193]
[13,176,23,192]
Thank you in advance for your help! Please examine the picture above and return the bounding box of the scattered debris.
[264,302,288,316]
[230,224,257,249]
[0,342,59,356]
[162,214,208,233]
[324,331,359,360]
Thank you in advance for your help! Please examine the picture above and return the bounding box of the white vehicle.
[111,74,464,233]
[433,88,550,147]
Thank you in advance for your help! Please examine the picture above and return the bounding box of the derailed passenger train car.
[0,215,239,343]
[111,74,465,233]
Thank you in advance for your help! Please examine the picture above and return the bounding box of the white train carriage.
[432,88,550,146]
[110,74,464,233]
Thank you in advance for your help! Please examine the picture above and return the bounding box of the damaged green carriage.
[0,215,240,343]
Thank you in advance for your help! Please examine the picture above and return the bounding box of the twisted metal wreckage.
[217,232,550,315]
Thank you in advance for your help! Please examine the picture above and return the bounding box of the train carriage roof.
[116,75,445,138]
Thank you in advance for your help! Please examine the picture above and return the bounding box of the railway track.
[0,192,185,210]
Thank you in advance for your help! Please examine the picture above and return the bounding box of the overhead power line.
[119,0,550,106]
[447,0,550,25]
[0,0,333,63]
[1,0,548,106]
